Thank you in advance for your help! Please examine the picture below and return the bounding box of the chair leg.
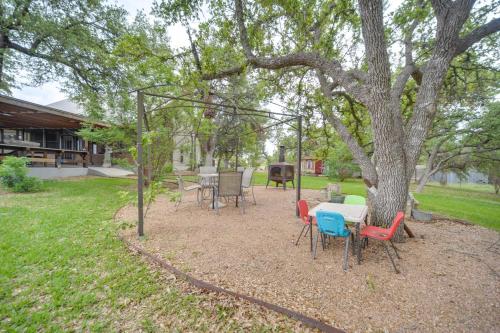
[175,192,182,211]
[215,192,220,215]
[295,224,308,246]
[389,239,401,259]
[240,194,245,214]
[251,186,257,205]
[343,236,350,272]
[351,233,355,255]
[304,225,309,238]
[313,231,320,259]
[383,242,400,273]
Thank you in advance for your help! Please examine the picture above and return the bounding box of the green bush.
[163,163,173,174]
[12,176,42,192]
[327,160,359,181]
[0,156,42,192]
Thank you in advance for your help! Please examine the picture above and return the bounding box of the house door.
[314,160,323,175]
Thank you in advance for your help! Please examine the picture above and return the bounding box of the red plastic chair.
[295,200,316,246]
[360,212,404,273]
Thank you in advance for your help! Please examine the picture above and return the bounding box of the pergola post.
[296,115,302,217]
[137,91,145,237]
[235,136,240,171]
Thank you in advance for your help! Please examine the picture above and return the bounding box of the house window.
[306,160,313,169]
[45,130,58,148]
[92,143,97,154]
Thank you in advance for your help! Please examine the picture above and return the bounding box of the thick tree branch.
[404,0,478,178]
[232,0,370,105]
[202,64,247,80]
[5,37,98,91]
[317,71,378,185]
[454,17,500,55]
[187,27,202,72]
[358,0,391,93]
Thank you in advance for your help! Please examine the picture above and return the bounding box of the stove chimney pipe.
[279,145,286,163]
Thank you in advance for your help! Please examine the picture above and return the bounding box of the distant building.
[430,170,489,184]
[172,134,201,171]
[414,165,489,184]
[301,156,325,175]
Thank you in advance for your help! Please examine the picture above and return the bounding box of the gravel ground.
[118,186,500,332]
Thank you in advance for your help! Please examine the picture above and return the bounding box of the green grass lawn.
[252,172,500,230]
[0,178,294,332]
[0,176,498,331]
[412,182,500,230]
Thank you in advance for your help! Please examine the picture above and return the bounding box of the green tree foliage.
[326,143,360,182]
[0,0,127,93]
[467,102,500,193]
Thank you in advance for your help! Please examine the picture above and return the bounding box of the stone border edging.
[119,235,344,333]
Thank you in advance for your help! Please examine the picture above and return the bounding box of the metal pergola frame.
[135,90,303,237]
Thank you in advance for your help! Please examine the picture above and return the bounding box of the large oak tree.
[156,0,499,238]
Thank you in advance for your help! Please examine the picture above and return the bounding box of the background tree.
[415,40,498,191]
[467,101,500,193]
[0,0,126,93]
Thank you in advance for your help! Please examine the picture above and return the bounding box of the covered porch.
[0,95,107,167]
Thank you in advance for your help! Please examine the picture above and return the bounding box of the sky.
[12,0,188,105]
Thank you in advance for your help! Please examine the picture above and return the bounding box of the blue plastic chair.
[314,211,352,271]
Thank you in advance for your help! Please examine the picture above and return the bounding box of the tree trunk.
[205,146,215,166]
[416,173,430,193]
[369,110,409,241]
[416,133,449,193]
[0,33,6,86]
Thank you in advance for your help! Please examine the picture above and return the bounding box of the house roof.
[0,95,107,129]
[46,99,85,116]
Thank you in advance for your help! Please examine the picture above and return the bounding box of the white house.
[172,134,201,171]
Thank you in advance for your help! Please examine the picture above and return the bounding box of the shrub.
[12,176,42,192]
[326,143,360,182]
[0,156,29,187]
[163,163,173,174]
[327,161,359,182]
[0,156,42,192]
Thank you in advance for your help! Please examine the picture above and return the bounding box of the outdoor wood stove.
[266,146,295,190]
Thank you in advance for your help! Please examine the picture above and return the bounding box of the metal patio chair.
[175,176,202,211]
[241,167,256,205]
[215,172,245,214]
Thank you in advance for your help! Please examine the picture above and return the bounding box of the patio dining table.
[198,173,226,209]
[308,202,368,264]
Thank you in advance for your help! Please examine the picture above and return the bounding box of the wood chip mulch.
[118,187,500,332]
